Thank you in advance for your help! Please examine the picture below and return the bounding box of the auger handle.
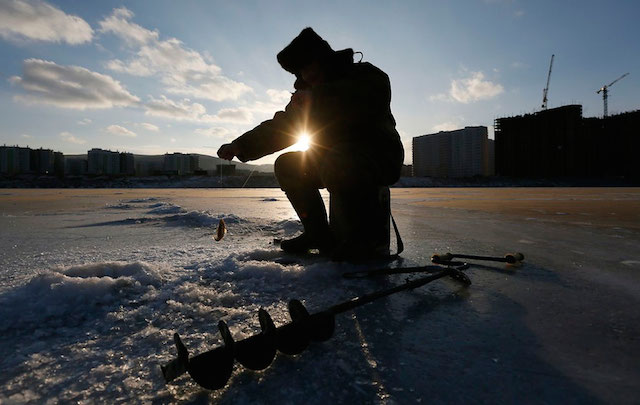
[505,252,524,263]
[432,252,524,264]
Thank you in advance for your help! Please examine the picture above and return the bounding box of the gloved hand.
[217,143,240,161]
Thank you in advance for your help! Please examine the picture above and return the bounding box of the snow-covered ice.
[0,188,639,404]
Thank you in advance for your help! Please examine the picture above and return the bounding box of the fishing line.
[241,165,257,188]
[220,158,223,185]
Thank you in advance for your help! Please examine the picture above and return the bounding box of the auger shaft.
[343,263,469,279]
[330,267,469,315]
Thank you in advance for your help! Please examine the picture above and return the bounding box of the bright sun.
[293,133,310,151]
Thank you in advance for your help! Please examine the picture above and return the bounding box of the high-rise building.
[135,155,163,176]
[0,146,31,174]
[88,148,121,175]
[120,152,135,176]
[65,156,88,175]
[1,146,64,176]
[412,126,490,178]
[163,153,200,175]
[30,148,55,175]
[487,139,495,177]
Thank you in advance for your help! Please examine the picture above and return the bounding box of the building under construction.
[495,105,640,179]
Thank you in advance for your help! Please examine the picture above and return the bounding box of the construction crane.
[597,72,629,117]
[541,54,554,110]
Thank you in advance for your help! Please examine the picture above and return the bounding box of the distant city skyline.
[0,0,638,165]
[0,144,275,178]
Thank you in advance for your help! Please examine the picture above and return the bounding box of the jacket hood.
[277,27,334,75]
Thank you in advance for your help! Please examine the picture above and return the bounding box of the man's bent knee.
[274,152,306,190]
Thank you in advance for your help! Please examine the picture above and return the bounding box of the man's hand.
[217,143,240,161]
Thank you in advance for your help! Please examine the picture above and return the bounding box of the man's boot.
[280,188,333,254]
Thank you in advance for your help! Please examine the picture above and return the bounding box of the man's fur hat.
[277,27,334,75]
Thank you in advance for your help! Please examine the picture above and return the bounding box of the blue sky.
[0,0,638,164]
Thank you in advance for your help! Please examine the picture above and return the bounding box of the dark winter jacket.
[232,56,404,185]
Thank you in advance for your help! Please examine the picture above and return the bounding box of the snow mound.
[61,261,164,287]
[162,210,244,228]
[105,202,135,210]
[125,197,159,203]
[219,251,344,289]
[147,202,185,214]
[0,262,165,333]
[232,248,289,262]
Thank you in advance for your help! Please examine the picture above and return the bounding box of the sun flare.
[293,132,311,151]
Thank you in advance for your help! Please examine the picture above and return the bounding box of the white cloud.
[59,131,86,144]
[212,107,253,124]
[139,122,159,131]
[0,0,93,44]
[432,122,461,132]
[99,7,251,102]
[162,67,251,102]
[396,128,413,165]
[144,95,211,121]
[511,61,528,69]
[77,118,92,125]
[105,58,153,76]
[194,127,231,138]
[143,95,253,124]
[98,7,157,45]
[266,89,291,105]
[428,93,450,102]
[449,72,503,103]
[11,58,140,109]
[106,124,136,137]
[21,133,32,138]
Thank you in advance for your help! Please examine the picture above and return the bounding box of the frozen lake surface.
[1,188,639,404]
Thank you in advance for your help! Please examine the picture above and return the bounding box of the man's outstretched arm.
[217,95,307,162]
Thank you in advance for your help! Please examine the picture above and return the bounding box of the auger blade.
[290,300,335,342]
[276,321,309,355]
[161,333,189,383]
[275,300,311,355]
[234,309,277,370]
[187,346,235,390]
[288,299,310,321]
[235,333,277,370]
